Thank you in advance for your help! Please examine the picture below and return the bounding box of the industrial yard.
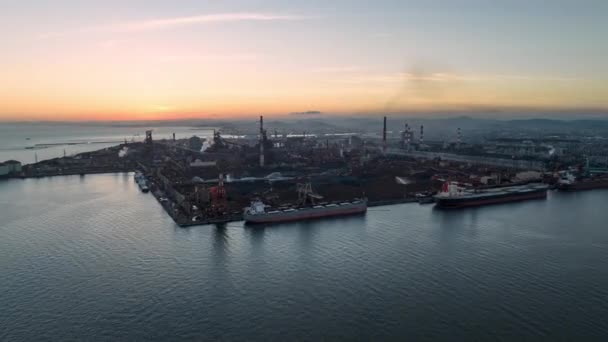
[8,116,608,226]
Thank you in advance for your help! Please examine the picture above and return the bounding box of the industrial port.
[6,116,608,226]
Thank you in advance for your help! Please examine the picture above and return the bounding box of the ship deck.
[437,183,548,200]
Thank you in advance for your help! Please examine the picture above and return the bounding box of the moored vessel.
[415,191,436,204]
[244,199,367,224]
[134,171,149,193]
[435,181,548,209]
[243,182,367,224]
[558,172,608,191]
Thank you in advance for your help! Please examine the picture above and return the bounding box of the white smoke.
[118,147,129,158]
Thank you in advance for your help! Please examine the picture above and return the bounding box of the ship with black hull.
[244,182,367,224]
[558,172,608,192]
[435,181,548,209]
[244,200,367,224]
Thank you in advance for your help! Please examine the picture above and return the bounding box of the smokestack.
[457,127,461,146]
[401,123,407,149]
[420,125,424,144]
[382,116,387,151]
[173,132,176,141]
[259,115,265,167]
[260,115,264,133]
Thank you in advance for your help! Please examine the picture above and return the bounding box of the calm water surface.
[0,123,213,164]
[1,174,608,341]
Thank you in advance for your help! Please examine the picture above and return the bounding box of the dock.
[11,116,586,227]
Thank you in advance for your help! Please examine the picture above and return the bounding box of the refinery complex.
[9,116,608,226]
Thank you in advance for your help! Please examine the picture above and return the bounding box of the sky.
[1,0,607,121]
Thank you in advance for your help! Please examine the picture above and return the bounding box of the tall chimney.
[259,115,265,167]
[420,125,424,144]
[457,127,461,146]
[383,116,387,151]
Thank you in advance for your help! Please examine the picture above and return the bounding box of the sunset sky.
[1,0,607,121]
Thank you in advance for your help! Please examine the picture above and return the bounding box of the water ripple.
[2,175,608,340]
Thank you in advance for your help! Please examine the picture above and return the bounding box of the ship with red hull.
[435,181,548,209]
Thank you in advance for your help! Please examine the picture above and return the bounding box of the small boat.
[134,171,144,182]
[134,171,149,192]
[415,192,435,204]
[418,196,435,204]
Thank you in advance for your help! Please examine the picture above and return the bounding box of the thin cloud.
[38,12,308,38]
[326,72,581,85]
[116,13,306,32]
[158,53,260,62]
[493,74,581,82]
[310,66,362,73]
[290,110,322,116]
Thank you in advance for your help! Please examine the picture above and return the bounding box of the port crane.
[297,182,323,205]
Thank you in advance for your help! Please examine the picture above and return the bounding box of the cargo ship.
[243,182,366,224]
[435,181,548,208]
[244,199,367,224]
[558,172,608,191]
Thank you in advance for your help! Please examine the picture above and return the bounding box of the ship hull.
[558,181,608,192]
[435,188,547,209]
[244,203,367,224]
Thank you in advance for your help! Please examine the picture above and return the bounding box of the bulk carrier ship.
[435,181,548,208]
[558,172,608,191]
[243,182,367,224]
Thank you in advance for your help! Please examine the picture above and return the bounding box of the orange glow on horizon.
[2,3,607,121]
